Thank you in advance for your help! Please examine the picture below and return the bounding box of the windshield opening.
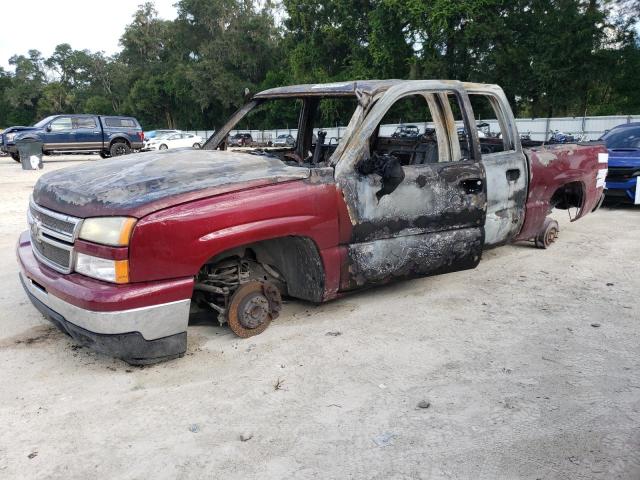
[206,95,360,166]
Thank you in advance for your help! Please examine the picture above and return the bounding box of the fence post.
[544,117,551,141]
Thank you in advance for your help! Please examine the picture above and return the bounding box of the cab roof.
[254,80,403,98]
[254,79,499,99]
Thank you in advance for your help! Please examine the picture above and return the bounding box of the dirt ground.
[0,155,638,480]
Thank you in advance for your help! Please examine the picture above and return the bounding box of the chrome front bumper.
[20,272,190,341]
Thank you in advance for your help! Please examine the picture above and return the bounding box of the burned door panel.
[482,151,528,245]
[345,227,482,290]
[342,161,486,243]
[334,82,488,290]
[464,86,528,246]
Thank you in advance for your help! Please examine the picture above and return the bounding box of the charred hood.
[33,149,310,218]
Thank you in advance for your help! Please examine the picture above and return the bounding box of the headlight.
[7,133,16,141]
[75,252,129,283]
[79,217,136,246]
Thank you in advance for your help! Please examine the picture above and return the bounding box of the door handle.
[506,168,521,182]
[460,178,483,194]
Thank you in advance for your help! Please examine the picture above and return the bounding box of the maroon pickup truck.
[17,80,607,364]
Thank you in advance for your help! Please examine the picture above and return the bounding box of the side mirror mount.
[45,125,52,132]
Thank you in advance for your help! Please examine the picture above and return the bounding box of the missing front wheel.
[193,257,285,336]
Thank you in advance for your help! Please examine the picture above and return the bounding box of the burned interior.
[196,81,494,330]
[205,92,360,167]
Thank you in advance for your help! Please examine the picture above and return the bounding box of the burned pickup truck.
[17,80,607,364]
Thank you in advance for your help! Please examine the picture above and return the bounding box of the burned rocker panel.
[344,227,482,289]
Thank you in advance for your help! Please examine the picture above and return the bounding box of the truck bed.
[516,141,607,241]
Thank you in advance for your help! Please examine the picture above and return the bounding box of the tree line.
[0,0,638,131]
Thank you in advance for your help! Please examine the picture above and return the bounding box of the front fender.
[127,181,341,284]
[14,132,44,143]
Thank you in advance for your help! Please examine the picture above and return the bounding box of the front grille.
[28,199,82,273]
[31,209,76,235]
[32,236,72,268]
[606,166,639,181]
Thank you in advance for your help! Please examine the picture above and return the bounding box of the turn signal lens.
[75,253,129,284]
[114,260,130,284]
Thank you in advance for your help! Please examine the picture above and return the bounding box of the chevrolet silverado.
[17,80,607,364]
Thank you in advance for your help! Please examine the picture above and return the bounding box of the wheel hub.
[227,281,282,338]
[238,293,270,329]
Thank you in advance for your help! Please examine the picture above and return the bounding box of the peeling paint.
[535,150,558,166]
[33,149,310,217]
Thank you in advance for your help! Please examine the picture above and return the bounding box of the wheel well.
[110,137,131,148]
[550,181,584,211]
[204,236,325,303]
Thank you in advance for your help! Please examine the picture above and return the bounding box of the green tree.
[175,0,281,128]
[5,50,46,125]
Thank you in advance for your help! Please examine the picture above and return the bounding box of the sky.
[0,0,178,70]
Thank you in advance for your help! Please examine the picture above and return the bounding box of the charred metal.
[17,79,608,362]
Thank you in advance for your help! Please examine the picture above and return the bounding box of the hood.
[608,148,640,167]
[33,149,310,218]
[3,126,36,141]
[5,126,37,133]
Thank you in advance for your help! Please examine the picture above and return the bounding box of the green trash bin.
[16,137,43,170]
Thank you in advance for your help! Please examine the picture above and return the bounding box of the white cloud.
[0,0,178,70]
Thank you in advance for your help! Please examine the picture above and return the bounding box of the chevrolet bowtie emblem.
[30,220,42,243]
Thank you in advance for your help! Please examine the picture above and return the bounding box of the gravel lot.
[0,155,639,479]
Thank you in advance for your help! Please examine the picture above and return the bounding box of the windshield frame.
[203,95,364,166]
[33,116,56,128]
[601,126,640,149]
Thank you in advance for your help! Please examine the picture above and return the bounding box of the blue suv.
[602,122,640,204]
[1,114,144,162]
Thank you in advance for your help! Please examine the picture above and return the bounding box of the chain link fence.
[185,114,640,144]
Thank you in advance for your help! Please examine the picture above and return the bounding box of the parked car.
[391,124,420,138]
[17,80,606,364]
[272,134,295,147]
[228,132,253,147]
[143,131,203,151]
[144,129,179,141]
[601,122,640,204]
[1,115,143,161]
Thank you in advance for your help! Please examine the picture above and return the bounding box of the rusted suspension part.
[535,218,559,249]
[227,281,282,338]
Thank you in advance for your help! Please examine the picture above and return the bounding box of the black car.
[391,125,420,138]
[228,133,253,147]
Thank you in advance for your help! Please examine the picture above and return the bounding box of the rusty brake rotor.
[227,281,282,338]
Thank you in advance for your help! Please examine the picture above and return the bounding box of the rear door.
[72,116,102,150]
[181,133,193,148]
[464,84,528,246]
[335,82,487,290]
[167,133,182,148]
